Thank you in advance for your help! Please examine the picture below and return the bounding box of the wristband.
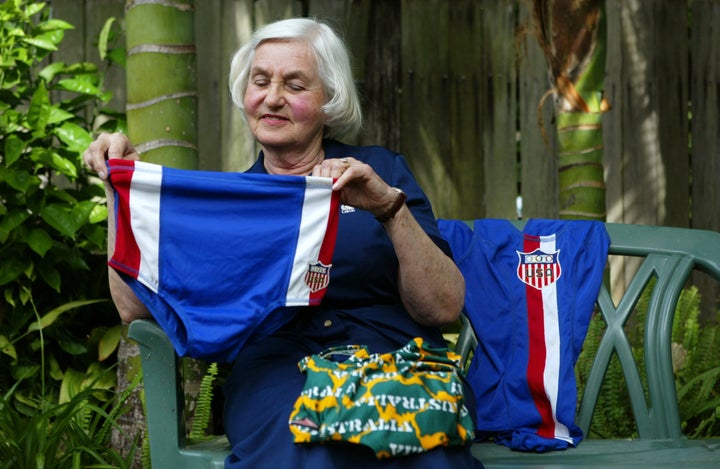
[375,187,407,223]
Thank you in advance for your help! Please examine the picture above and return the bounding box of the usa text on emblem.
[516,249,562,290]
[305,261,332,293]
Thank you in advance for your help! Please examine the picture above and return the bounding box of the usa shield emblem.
[305,261,332,293]
[516,249,562,290]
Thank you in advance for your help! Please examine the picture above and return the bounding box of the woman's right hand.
[83,132,140,180]
[86,132,151,322]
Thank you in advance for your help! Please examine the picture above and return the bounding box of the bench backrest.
[454,222,720,439]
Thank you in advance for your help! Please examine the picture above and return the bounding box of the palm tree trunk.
[125,0,198,168]
[533,0,609,220]
[112,1,199,465]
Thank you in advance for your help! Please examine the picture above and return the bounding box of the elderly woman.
[85,17,478,468]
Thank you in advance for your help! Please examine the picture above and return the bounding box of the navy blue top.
[224,140,479,468]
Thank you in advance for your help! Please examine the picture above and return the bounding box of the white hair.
[229,18,362,139]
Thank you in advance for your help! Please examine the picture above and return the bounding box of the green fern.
[576,279,720,439]
[672,285,701,349]
[141,431,152,468]
[678,367,720,437]
[695,327,720,373]
[575,309,603,405]
[189,362,219,441]
[669,284,720,437]
[594,356,634,438]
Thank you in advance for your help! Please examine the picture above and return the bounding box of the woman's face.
[244,40,327,154]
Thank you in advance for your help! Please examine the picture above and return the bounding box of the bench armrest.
[128,319,228,468]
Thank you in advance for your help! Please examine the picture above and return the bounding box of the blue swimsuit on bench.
[439,218,609,452]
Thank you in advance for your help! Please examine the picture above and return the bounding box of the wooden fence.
[50,0,719,311]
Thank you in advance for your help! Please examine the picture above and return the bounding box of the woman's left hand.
[312,156,465,328]
[311,156,398,219]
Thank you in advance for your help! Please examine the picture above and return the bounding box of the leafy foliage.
[189,362,219,441]
[576,309,635,438]
[673,286,720,438]
[0,0,128,460]
[576,280,720,438]
[0,375,137,469]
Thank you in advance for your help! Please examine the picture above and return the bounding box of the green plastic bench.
[128,319,229,468]
[129,222,720,467]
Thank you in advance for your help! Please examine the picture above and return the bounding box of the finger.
[314,158,347,179]
[331,167,353,190]
[84,133,136,180]
[83,143,108,179]
[330,157,360,189]
[107,139,135,160]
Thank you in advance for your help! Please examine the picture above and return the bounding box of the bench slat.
[473,438,720,468]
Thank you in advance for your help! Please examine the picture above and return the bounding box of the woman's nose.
[265,82,285,106]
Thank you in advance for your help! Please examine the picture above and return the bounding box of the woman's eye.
[286,83,306,92]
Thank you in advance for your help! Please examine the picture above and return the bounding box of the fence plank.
[618,0,659,226]
[254,0,303,25]
[604,0,623,225]
[602,0,635,303]
[400,0,454,217]
[49,0,126,114]
[350,0,402,152]
[480,1,519,219]
[219,0,257,172]
[690,0,720,234]
[615,1,690,227]
[85,0,127,112]
[444,0,485,219]
[308,0,348,27]
[196,0,223,170]
[309,0,369,149]
[654,1,690,228]
[517,1,558,220]
[690,0,720,320]
[49,0,85,63]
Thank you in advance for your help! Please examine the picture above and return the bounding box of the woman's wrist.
[375,187,407,223]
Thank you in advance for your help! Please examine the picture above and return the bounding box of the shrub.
[0,1,127,462]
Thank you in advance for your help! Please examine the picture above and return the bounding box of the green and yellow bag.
[288,337,474,459]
